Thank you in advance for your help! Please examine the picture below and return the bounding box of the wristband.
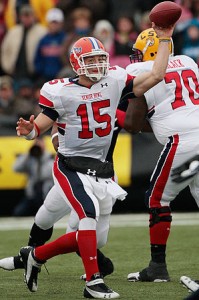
[159,38,171,42]
[34,122,40,137]
[24,128,36,140]
[51,132,58,142]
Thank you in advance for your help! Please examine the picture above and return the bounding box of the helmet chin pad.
[76,53,110,81]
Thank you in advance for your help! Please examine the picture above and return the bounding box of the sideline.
[0,213,199,231]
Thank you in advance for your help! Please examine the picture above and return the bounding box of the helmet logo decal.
[132,28,173,62]
[146,37,155,47]
[73,47,82,54]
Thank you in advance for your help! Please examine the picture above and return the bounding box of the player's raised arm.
[133,23,174,97]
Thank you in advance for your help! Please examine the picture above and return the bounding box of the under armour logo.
[89,256,97,261]
[87,169,96,176]
[101,83,108,87]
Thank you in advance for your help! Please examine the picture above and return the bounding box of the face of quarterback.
[70,37,110,83]
[82,54,108,81]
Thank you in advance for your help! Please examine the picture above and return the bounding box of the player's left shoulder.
[108,65,134,87]
[108,65,127,78]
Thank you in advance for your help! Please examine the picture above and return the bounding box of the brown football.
[149,1,182,27]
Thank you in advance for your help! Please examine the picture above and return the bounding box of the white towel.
[86,176,127,201]
[102,178,127,201]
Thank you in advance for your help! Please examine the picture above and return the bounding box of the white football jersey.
[126,55,199,145]
[39,66,132,161]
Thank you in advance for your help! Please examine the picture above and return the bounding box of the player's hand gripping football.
[16,115,35,137]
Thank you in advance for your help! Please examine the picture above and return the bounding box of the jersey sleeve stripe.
[126,74,135,86]
[39,95,55,108]
[41,107,59,121]
[147,105,155,119]
[57,122,66,129]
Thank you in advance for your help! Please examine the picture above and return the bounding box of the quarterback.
[15,23,174,299]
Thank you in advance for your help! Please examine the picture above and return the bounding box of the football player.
[0,122,116,279]
[15,23,174,299]
[181,276,199,300]
[173,160,199,299]
[124,28,199,283]
[172,156,199,300]
[0,90,129,285]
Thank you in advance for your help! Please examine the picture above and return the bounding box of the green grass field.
[0,221,198,300]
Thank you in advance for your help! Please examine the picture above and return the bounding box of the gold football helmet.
[130,28,173,63]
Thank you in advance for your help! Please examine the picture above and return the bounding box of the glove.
[180,276,199,292]
[171,154,199,183]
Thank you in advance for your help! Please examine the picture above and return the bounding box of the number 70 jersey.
[39,66,132,161]
[126,55,199,145]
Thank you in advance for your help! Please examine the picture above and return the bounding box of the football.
[149,1,182,27]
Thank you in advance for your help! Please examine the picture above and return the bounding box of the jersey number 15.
[77,99,112,139]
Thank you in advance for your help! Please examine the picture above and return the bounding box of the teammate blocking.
[124,28,199,283]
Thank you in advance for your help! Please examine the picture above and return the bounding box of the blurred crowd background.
[0,0,199,216]
[0,0,199,133]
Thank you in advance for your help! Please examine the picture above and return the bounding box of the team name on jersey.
[167,59,185,69]
[82,92,102,100]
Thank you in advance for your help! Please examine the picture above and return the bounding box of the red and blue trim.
[54,156,96,219]
[145,134,179,208]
